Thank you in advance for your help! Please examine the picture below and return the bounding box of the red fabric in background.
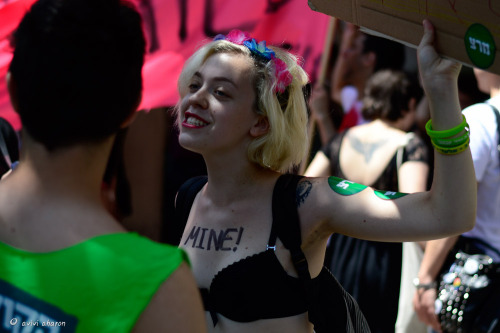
[0,0,36,130]
[0,0,330,130]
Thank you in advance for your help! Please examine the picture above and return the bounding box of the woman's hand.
[413,287,442,332]
[417,19,463,130]
[418,20,462,91]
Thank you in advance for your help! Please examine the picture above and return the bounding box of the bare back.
[339,121,412,186]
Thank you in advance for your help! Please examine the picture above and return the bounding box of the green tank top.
[0,232,189,332]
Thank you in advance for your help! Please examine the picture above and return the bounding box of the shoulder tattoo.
[296,180,312,207]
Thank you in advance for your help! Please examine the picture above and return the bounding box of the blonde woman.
[175,20,476,333]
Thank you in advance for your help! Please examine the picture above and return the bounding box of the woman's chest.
[180,206,277,287]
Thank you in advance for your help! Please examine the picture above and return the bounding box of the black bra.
[200,248,311,325]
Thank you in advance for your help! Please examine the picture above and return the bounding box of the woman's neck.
[370,118,400,131]
[202,156,279,205]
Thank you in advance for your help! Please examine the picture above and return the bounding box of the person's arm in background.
[330,22,359,104]
[304,149,331,177]
[398,160,429,193]
[309,83,340,146]
[399,142,430,249]
[412,236,459,332]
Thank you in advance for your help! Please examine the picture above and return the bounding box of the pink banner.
[0,0,330,130]
[0,0,36,130]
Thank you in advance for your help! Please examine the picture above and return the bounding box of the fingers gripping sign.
[418,20,462,100]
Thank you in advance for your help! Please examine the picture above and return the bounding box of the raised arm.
[330,22,359,104]
[413,19,476,233]
[299,20,476,243]
[309,82,339,145]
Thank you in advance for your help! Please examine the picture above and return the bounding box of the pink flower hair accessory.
[273,58,293,94]
[214,29,251,45]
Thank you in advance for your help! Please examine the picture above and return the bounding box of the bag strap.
[486,102,500,165]
[271,174,310,276]
[271,174,317,320]
[459,235,500,259]
[0,128,11,167]
[271,174,355,332]
[173,175,208,246]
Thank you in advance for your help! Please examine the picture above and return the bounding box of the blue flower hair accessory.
[243,39,275,60]
[214,30,292,93]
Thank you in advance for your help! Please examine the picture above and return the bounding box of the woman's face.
[178,52,259,155]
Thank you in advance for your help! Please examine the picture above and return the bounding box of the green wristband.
[431,137,470,155]
[426,115,468,139]
[431,131,469,147]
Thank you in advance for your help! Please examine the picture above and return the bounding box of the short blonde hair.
[177,38,309,173]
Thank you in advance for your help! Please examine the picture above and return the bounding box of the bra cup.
[208,250,307,322]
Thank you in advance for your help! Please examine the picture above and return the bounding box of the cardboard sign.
[308,0,500,74]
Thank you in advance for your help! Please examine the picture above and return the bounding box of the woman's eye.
[188,83,200,91]
[214,89,227,97]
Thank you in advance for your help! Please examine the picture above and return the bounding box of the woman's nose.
[188,87,209,109]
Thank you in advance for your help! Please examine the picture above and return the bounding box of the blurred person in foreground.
[0,0,206,331]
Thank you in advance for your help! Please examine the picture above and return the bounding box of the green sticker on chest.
[328,176,367,195]
[464,23,496,69]
[374,190,408,200]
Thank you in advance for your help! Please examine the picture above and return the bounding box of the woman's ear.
[250,116,269,137]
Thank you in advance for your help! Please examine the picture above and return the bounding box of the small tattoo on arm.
[296,180,312,207]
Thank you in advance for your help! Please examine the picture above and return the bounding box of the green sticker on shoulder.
[374,190,408,200]
[464,23,496,69]
[328,176,367,196]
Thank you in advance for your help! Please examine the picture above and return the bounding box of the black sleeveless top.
[175,174,371,332]
[322,130,429,332]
